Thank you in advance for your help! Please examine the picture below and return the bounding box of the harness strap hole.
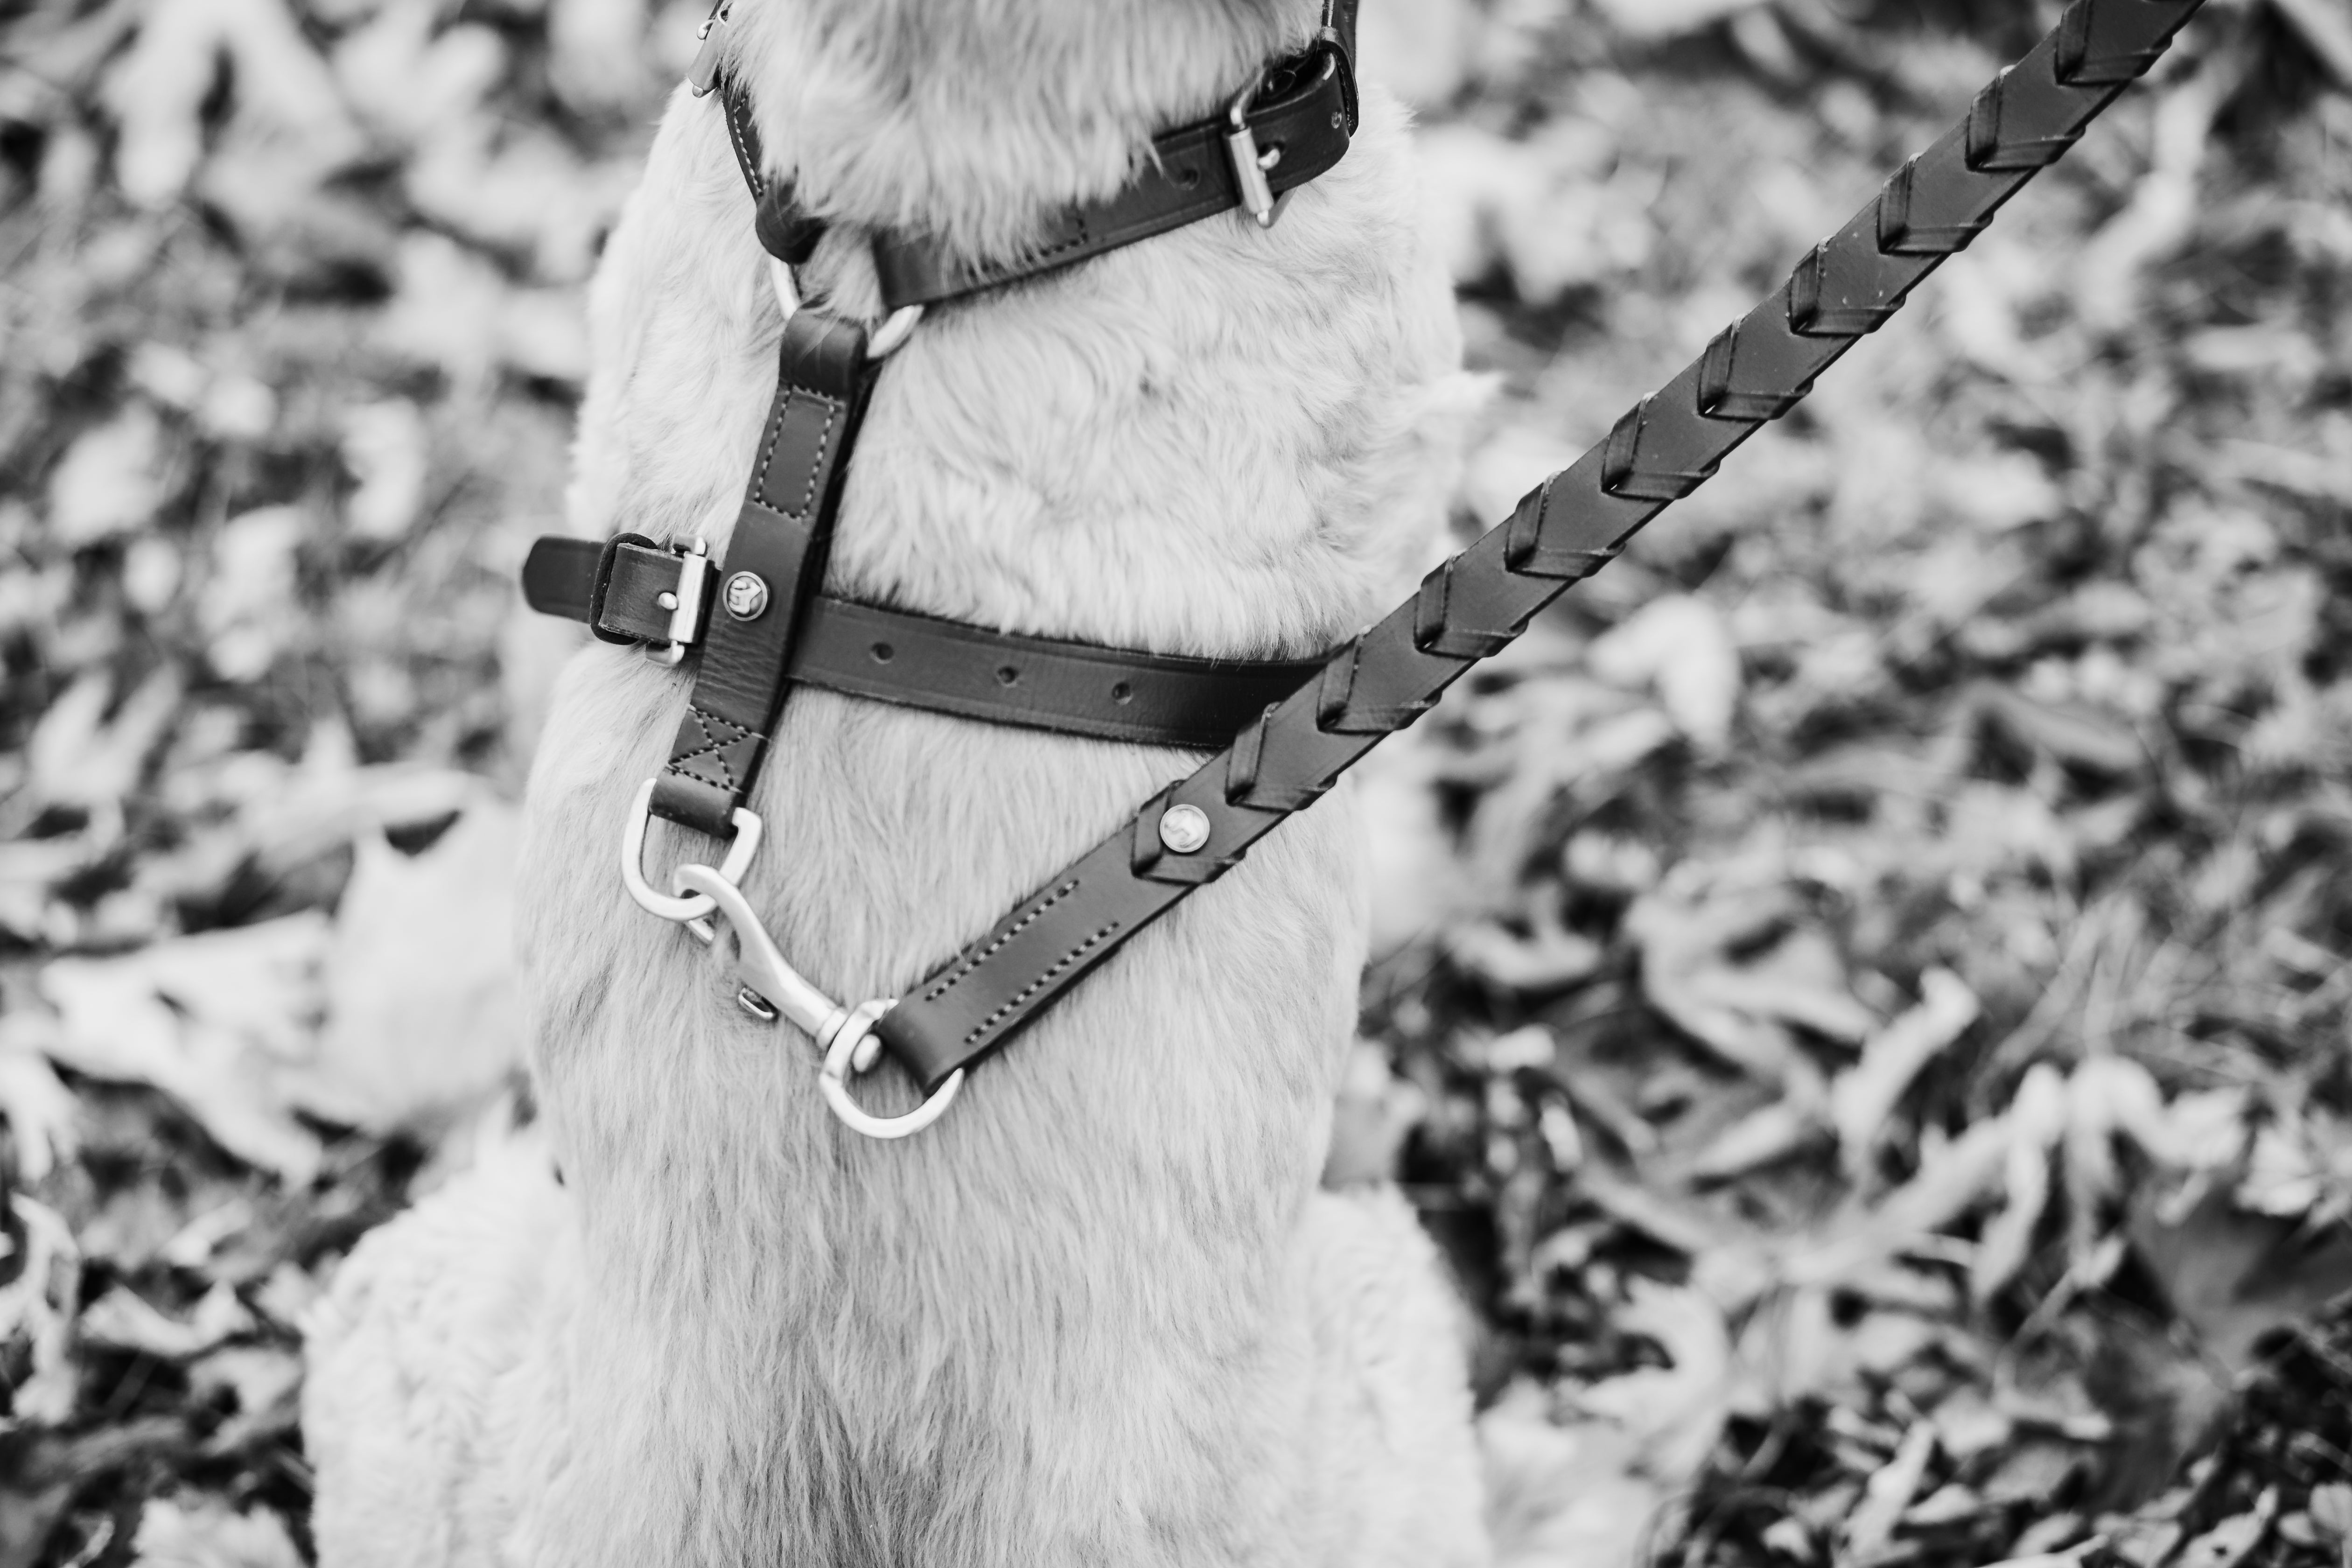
[871,642,894,662]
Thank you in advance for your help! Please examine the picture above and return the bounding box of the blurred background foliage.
[0,0,2348,1562]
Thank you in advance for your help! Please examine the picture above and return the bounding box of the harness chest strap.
[867,0,2208,1094]
[521,537,1323,751]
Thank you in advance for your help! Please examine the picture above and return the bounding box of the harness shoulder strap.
[651,309,878,837]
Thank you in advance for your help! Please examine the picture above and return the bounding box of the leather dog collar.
[707,1,1360,309]
[522,535,1320,751]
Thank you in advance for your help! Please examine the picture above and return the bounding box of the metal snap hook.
[621,778,764,924]
[668,863,963,1139]
[820,1001,964,1141]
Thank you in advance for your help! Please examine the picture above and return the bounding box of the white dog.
[302,0,1492,1561]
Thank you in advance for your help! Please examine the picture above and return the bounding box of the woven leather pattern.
[873,0,2205,1092]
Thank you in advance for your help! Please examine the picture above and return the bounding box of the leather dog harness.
[527,0,2201,1137]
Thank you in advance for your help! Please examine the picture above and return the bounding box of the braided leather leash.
[869,0,2209,1095]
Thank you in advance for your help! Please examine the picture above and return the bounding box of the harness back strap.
[522,538,1322,751]
[714,0,1360,309]
[652,310,879,837]
[869,0,2206,1092]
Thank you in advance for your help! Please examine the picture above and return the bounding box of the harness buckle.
[687,1,731,95]
[671,864,965,1139]
[637,535,713,667]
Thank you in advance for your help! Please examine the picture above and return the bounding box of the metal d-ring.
[668,862,965,1139]
[766,257,924,361]
[621,777,764,924]
[866,304,924,358]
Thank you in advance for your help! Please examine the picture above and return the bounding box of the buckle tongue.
[666,537,712,647]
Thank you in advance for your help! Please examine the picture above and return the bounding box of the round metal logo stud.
[723,572,770,621]
[1158,804,1211,855]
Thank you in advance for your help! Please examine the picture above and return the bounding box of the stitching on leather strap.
[963,921,1123,1046]
[723,88,766,202]
[667,707,754,791]
[919,879,1083,1003]
[750,389,841,520]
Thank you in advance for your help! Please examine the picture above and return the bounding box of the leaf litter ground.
[0,0,2347,1563]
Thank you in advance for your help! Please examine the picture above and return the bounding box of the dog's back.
[306,2,1487,1561]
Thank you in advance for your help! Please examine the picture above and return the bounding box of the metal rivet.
[724,572,770,620]
[1158,804,1211,855]
[656,590,679,610]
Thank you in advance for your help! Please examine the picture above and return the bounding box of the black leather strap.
[651,310,880,837]
[714,0,1359,310]
[523,537,1321,749]
[869,42,1355,309]
[869,0,2206,1093]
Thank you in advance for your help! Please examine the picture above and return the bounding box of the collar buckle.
[1224,79,1284,229]
[686,0,731,95]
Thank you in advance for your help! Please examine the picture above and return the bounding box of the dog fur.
[302,0,1491,1561]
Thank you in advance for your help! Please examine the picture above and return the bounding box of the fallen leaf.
[80,1282,255,1360]
[1588,595,1742,754]
[1842,1421,1939,1561]
[1831,968,1980,1176]
[1973,1062,2069,1303]
[37,916,331,1182]
[46,405,167,546]
[0,1043,80,1183]
[340,399,431,539]
[130,1496,303,1568]
[0,1195,82,1426]
[2173,1488,2278,1568]
[1578,1279,1735,1481]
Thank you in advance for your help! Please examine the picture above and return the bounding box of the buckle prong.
[1225,80,1280,228]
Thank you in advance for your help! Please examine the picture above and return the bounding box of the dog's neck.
[725,0,1314,270]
